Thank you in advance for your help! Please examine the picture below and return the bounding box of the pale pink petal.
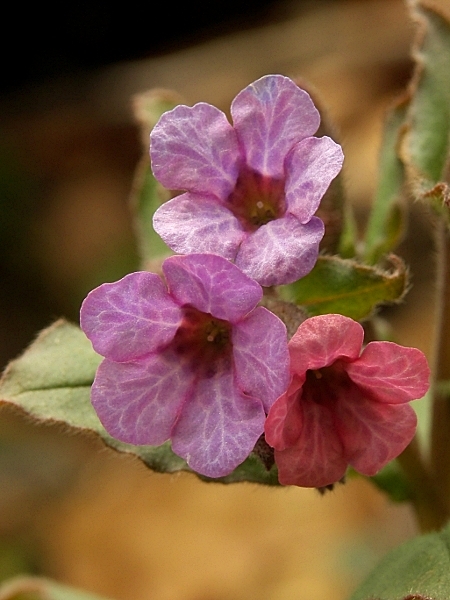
[153,193,245,260]
[91,354,196,445]
[231,75,320,178]
[335,387,417,475]
[172,365,265,477]
[232,306,289,413]
[272,397,347,488]
[150,103,241,199]
[80,272,182,362]
[235,214,324,286]
[264,383,303,451]
[285,136,344,222]
[289,315,364,375]
[162,254,262,323]
[346,342,430,404]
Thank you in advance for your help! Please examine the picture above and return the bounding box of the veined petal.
[232,306,289,413]
[272,398,347,488]
[346,342,430,404]
[172,365,265,477]
[285,136,344,222]
[264,384,303,451]
[235,214,324,286]
[163,254,262,323]
[289,314,364,374]
[91,354,196,446]
[80,272,182,362]
[153,193,245,260]
[231,75,320,178]
[335,387,417,475]
[150,103,241,199]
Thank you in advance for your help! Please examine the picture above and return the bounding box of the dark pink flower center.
[171,306,232,374]
[227,165,286,232]
[303,360,353,407]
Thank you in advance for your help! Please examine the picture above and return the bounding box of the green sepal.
[350,520,450,600]
[0,321,279,486]
[401,2,450,212]
[0,576,113,600]
[281,254,408,321]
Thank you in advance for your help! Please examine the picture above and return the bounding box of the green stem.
[430,221,450,519]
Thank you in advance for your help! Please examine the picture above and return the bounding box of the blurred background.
[0,0,441,598]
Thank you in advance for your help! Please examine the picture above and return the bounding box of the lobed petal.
[335,385,417,476]
[346,341,430,404]
[289,314,364,375]
[80,272,182,362]
[264,383,303,451]
[235,214,324,286]
[231,75,320,178]
[150,103,241,199]
[91,353,196,446]
[285,136,344,222]
[270,397,347,488]
[162,254,262,323]
[172,364,265,477]
[153,192,245,260]
[232,306,289,413]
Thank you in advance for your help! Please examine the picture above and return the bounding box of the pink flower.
[264,314,430,488]
[150,74,343,287]
[80,254,289,478]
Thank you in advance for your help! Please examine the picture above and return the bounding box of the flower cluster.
[81,74,430,486]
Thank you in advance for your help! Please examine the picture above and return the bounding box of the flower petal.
[235,214,324,286]
[91,354,196,445]
[162,254,262,323]
[264,384,303,451]
[285,136,344,222]
[335,387,417,475]
[270,396,347,488]
[80,272,182,362]
[153,193,245,260]
[150,103,241,199]
[346,341,430,404]
[172,365,265,477]
[232,306,289,413]
[231,75,320,178]
[289,314,364,375]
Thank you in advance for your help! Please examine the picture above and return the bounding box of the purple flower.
[150,74,344,286]
[80,254,290,478]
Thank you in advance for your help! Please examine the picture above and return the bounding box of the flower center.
[171,306,232,373]
[227,165,286,231]
[303,360,352,406]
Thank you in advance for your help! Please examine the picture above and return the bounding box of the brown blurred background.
[0,1,441,598]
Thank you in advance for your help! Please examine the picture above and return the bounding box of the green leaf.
[280,255,408,321]
[401,2,450,207]
[0,321,279,486]
[0,576,113,600]
[365,460,413,504]
[364,99,408,264]
[350,521,450,600]
[130,89,184,267]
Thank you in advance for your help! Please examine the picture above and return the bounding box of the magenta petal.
[285,136,344,222]
[150,103,241,199]
[172,367,265,477]
[153,193,245,260]
[80,272,182,362]
[91,355,196,445]
[335,389,417,476]
[162,254,262,322]
[232,307,289,413]
[273,398,347,488]
[289,315,364,374]
[235,214,324,286]
[231,75,320,178]
[346,342,430,404]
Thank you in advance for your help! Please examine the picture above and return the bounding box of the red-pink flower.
[264,314,430,488]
